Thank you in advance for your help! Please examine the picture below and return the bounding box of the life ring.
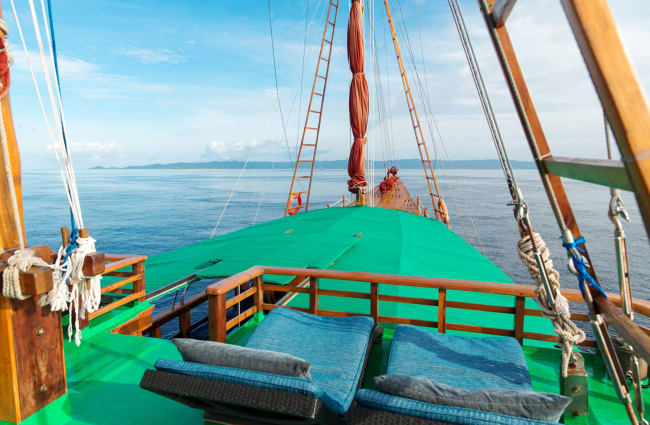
[287,193,302,215]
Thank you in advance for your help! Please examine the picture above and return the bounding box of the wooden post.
[309,277,319,315]
[253,277,263,313]
[370,282,378,325]
[0,21,66,421]
[560,0,650,241]
[438,288,447,333]
[132,260,145,301]
[179,310,191,338]
[209,293,227,342]
[514,296,525,344]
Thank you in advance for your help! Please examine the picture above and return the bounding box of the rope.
[267,0,293,166]
[517,232,586,377]
[562,236,608,299]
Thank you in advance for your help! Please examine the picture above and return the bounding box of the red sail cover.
[347,0,368,194]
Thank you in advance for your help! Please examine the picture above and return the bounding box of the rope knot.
[2,249,50,300]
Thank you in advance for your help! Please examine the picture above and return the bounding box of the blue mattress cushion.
[356,389,557,425]
[388,325,533,391]
[154,359,321,399]
[245,308,375,414]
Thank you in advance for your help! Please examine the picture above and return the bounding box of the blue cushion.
[356,389,557,425]
[388,325,532,391]
[246,308,375,414]
[154,359,321,399]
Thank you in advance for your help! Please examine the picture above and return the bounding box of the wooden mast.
[0,6,66,421]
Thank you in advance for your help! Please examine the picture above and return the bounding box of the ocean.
[21,167,650,335]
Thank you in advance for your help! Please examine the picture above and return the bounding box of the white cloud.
[46,141,119,153]
[116,47,185,64]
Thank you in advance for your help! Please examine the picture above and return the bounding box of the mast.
[346,0,369,203]
[0,7,66,422]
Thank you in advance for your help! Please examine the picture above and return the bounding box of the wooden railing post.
[132,260,145,301]
[150,326,161,338]
[370,282,378,325]
[209,293,227,342]
[514,296,525,344]
[438,288,447,333]
[179,310,191,338]
[309,277,319,315]
[254,277,263,313]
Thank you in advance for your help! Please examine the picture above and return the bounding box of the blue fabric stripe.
[356,390,556,425]
[154,359,322,398]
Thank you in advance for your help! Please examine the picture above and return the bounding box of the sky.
[3,0,650,169]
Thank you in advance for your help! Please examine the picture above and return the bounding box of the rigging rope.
[6,1,101,345]
[518,233,585,376]
[448,0,585,376]
[267,0,293,167]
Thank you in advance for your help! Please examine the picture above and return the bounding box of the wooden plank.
[225,286,256,309]
[560,0,650,240]
[262,284,310,294]
[226,306,257,330]
[370,282,378,325]
[100,274,142,295]
[111,305,154,336]
[87,290,144,320]
[261,303,310,314]
[0,297,20,423]
[102,255,147,275]
[543,157,631,191]
[378,315,437,328]
[320,288,371,300]
[596,294,650,365]
[378,293,436,306]
[11,297,66,419]
[514,296,525,344]
[319,309,371,318]
[438,288,447,334]
[492,0,517,27]
[447,300,514,314]
[309,277,319,315]
[447,322,514,337]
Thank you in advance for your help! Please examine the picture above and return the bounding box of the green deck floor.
[6,207,646,424]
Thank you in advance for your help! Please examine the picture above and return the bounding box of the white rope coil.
[518,232,586,376]
[39,237,102,346]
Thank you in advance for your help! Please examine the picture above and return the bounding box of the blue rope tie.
[562,236,608,299]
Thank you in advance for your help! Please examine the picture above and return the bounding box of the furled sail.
[346,0,368,195]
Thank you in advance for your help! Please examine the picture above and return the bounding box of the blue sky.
[4,0,650,169]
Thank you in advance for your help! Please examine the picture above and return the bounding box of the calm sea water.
[21,168,650,315]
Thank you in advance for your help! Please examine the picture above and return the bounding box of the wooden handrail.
[206,266,650,352]
[205,265,650,315]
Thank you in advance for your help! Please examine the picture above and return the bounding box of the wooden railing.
[205,266,650,353]
[90,254,146,320]
[146,291,208,338]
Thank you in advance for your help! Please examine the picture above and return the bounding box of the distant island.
[93,159,535,170]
